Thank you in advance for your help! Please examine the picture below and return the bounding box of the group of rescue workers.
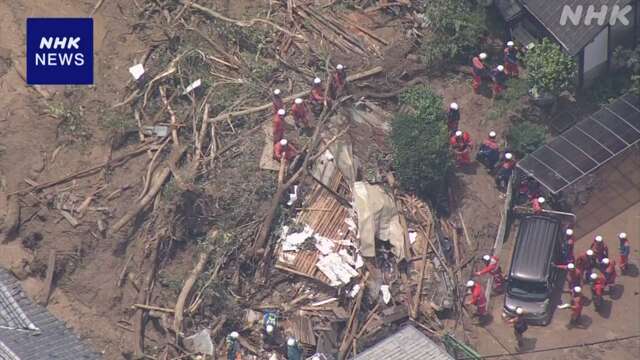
[471,41,520,96]
[270,65,348,164]
[464,230,631,351]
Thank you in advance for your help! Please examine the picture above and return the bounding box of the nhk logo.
[27,18,93,85]
[560,4,632,26]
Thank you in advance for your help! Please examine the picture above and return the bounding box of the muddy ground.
[0,1,638,359]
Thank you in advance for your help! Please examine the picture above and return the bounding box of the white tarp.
[353,182,407,259]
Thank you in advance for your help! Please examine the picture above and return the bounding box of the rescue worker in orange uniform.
[476,131,500,169]
[564,228,576,263]
[450,130,473,166]
[310,77,328,113]
[291,98,311,132]
[330,64,347,99]
[569,286,584,327]
[475,255,505,292]
[590,235,609,262]
[465,280,487,319]
[496,152,515,189]
[272,109,286,144]
[553,262,582,289]
[576,249,596,282]
[504,41,520,77]
[273,139,297,162]
[471,53,488,93]
[492,65,507,98]
[600,258,617,291]
[618,232,630,273]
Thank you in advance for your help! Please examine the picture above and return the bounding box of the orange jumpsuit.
[469,283,487,316]
[273,142,297,162]
[272,112,284,144]
[291,101,310,128]
[450,132,472,165]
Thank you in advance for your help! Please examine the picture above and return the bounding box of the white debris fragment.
[183,79,202,94]
[348,284,361,298]
[345,218,357,232]
[338,249,355,266]
[355,254,364,269]
[315,236,335,255]
[408,229,417,244]
[129,64,145,80]
[311,297,338,307]
[316,253,358,286]
[287,185,299,206]
[380,285,391,304]
[281,225,314,252]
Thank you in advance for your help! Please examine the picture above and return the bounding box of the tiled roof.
[0,268,101,359]
[521,0,632,56]
[350,325,454,360]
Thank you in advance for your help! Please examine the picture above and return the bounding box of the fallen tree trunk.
[10,144,152,195]
[207,66,383,123]
[110,146,187,234]
[173,248,212,339]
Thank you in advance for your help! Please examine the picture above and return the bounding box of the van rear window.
[508,278,548,301]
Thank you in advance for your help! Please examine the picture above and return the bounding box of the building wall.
[583,27,609,86]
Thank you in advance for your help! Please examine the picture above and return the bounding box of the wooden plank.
[38,250,56,306]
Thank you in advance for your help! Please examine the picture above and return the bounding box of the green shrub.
[525,38,577,96]
[391,86,451,199]
[507,121,547,155]
[420,0,487,69]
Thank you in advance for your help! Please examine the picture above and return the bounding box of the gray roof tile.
[0,268,101,359]
[350,325,454,360]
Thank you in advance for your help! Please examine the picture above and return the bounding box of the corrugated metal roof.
[495,0,525,22]
[517,93,640,193]
[0,268,101,359]
[350,325,453,360]
[521,0,632,56]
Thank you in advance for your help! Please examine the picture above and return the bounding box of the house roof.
[495,0,525,22]
[0,268,101,359]
[517,92,640,193]
[350,325,454,360]
[520,0,632,56]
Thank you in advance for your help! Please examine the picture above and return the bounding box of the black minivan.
[503,215,563,325]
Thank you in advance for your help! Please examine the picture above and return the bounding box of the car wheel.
[541,316,551,326]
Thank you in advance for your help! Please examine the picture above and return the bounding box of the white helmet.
[479,53,487,60]
[277,109,286,116]
[567,263,575,270]
[595,235,603,243]
[466,280,475,287]
[229,331,239,339]
[537,197,545,204]
[273,89,281,96]
[313,77,321,84]
[497,65,505,72]
[566,229,574,236]
[590,273,598,280]
[266,325,274,334]
[586,249,594,256]
[450,102,459,110]
[336,64,344,70]
[294,98,303,105]
[489,131,497,138]
[482,255,491,262]
[287,338,296,346]
[507,41,514,47]
[455,130,463,137]
[619,232,627,239]
[505,153,513,160]
[602,258,610,265]
[573,286,582,293]
[515,307,524,315]
[280,139,288,146]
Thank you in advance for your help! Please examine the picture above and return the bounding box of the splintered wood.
[275,171,355,285]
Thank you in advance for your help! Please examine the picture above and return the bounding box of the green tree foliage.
[507,121,547,155]
[391,86,451,199]
[525,38,577,96]
[420,0,487,69]
[612,46,640,96]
